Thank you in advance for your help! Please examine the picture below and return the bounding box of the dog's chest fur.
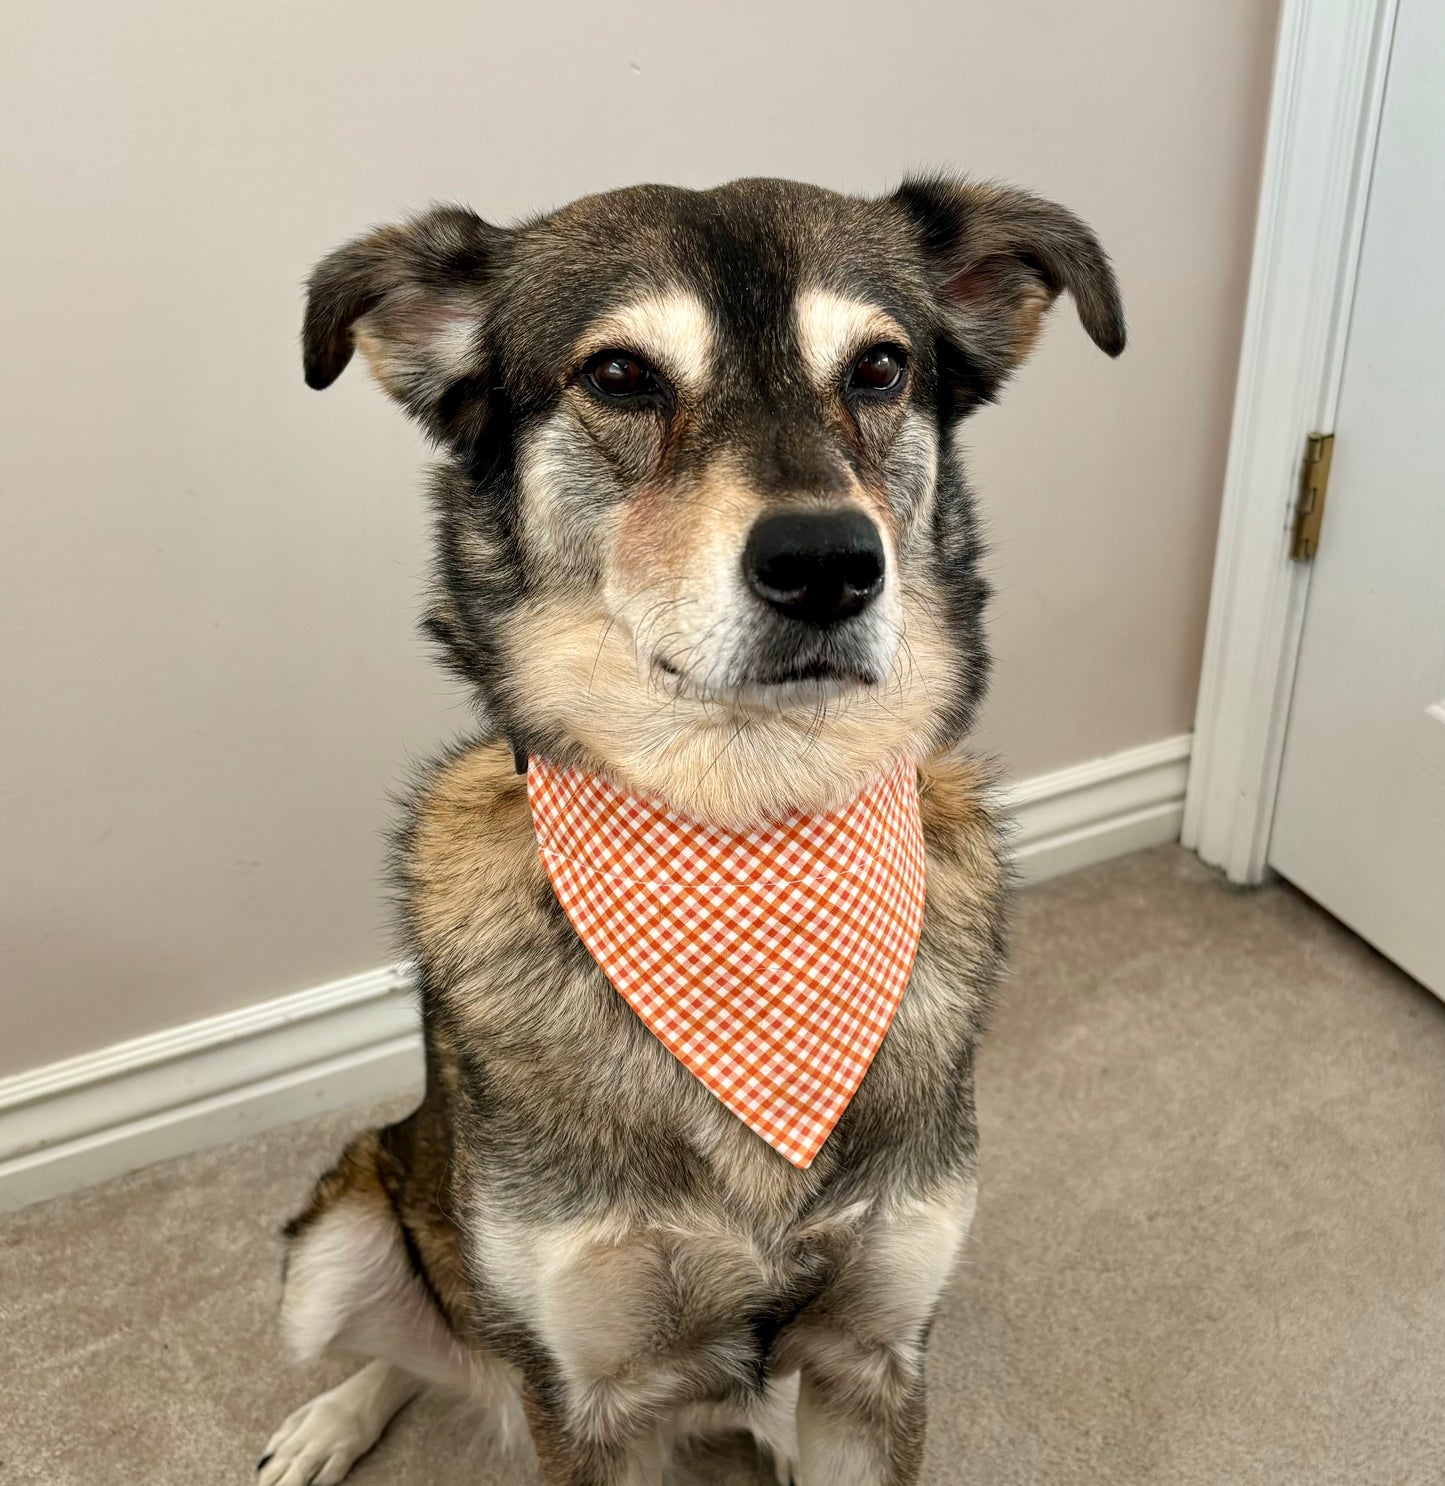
[396,739,1006,1370]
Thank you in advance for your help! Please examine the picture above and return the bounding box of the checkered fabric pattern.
[526,755,927,1168]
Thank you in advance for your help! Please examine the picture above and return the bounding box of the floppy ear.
[890,176,1125,410]
[302,204,504,442]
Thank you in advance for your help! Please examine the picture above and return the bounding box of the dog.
[259,175,1123,1486]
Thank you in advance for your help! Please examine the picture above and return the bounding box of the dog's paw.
[258,1392,375,1486]
[258,1364,415,1486]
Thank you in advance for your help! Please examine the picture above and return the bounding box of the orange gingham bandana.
[526,755,927,1167]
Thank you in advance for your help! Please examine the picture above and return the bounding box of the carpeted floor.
[3,846,1443,1485]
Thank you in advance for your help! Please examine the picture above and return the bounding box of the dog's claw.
[256,1454,272,1471]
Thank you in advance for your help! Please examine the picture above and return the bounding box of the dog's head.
[304,177,1123,824]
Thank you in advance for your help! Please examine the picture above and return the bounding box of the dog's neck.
[512,711,931,830]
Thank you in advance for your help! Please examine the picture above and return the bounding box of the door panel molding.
[1182,0,1398,883]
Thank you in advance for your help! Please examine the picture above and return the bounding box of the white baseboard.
[0,967,424,1213]
[0,732,1189,1213]
[1004,732,1192,884]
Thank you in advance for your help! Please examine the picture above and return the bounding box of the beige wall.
[0,0,1278,1076]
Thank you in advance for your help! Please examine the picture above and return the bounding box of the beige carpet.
[4,846,1443,1485]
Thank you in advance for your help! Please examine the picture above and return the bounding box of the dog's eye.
[584,350,666,404]
[847,344,908,396]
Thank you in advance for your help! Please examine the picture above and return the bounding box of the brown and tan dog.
[260,176,1123,1486]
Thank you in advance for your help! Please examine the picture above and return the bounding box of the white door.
[1268,0,1445,997]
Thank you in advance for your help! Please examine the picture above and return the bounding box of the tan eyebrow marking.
[794,287,910,386]
[574,288,715,397]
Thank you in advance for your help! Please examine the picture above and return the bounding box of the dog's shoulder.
[913,749,1009,1003]
[398,736,547,963]
[917,751,1006,904]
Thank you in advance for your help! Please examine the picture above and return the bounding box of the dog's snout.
[743,509,885,627]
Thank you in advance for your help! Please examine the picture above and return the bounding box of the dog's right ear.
[302,205,504,443]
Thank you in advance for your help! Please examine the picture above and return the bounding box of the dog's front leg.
[786,1182,977,1486]
[794,1331,927,1486]
[521,1373,667,1486]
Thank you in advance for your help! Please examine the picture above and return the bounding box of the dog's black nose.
[743,508,885,627]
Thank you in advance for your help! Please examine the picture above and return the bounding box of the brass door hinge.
[1290,431,1335,561]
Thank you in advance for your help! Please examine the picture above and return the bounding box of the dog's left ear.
[890,177,1125,409]
[302,204,505,445]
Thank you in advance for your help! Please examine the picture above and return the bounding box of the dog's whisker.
[586,616,617,699]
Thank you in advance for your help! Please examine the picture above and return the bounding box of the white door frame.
[1182,0,1398,883]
